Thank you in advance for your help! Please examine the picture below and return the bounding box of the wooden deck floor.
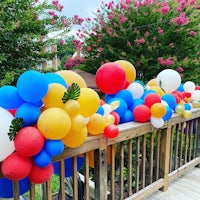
[143,167,200,200]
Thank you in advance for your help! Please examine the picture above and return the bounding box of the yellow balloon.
[64,100,80,117]
[115,60,136,83]
[183,110,192,119]
[37,107,71,140]
[150,103,166,118]
[149,86,165,97]
[56,70,87,88]
[87,113,106,135]
[105,114,115,126]
[175,105,185,114]
[70,114,86,131]
[42,83,67,109]
[62,127,87,148]
[77,88,100,117]
[146,78,157,87]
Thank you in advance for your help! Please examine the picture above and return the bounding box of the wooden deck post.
[94,138,108,200]
[159,123,172,192]
[195,118,200,167]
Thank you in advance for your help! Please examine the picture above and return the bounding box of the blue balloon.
[44,72,68,88]
[0,177,30,198]
[184,103,191,110]
[15,103,41,126]
[0,85,24,109]
[161,94,177,110]
[17,70,48,103]
[53,157,84,177]
[34,149,52,168]
[96,106,104,115]
[177,84,184,92]
[114,89,133,109]
[108,97,128,118]
[105,94,115,102]
[130,98,144,111]
[44,140,64,157]
[163,106,173,121]
[120,109,134,124]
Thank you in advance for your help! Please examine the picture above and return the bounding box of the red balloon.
[133,105,151,123]
[104,124,119,138]
[144,93,161,107]
[14,126,45,157]
[2,152,32,181]
[195,86,200,90]
[171,93,181,103]
[95,62,126,94]
[100,99,106,105]
[172,91,183,100]
[110,111,120,125]
[8,109,17,116]
[28,163,53,184]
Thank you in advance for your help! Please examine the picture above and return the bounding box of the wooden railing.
[1,108,200,200]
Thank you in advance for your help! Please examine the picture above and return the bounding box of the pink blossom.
[113,22,118,27]
[161,5,170,15]
[158,57,174,66]
[126,0,131,4]
[175,12,189,26]
[139,38,145,44]
[189,0,195,5]
[119,14,128,23]
[153,36,157,41]
[34,0,39,2]
[100,19,106,28]
[127,41,131,46]
[176,7,182,12]
[196,5,200,9]
[158,29,164,34]
[144,31,149,37]
[52,0,58,5]
[98,47,103,52]
[48,11,55,16]
[59,40,64,45]
[87,46,92,52]
[177,66,184,72]
[190,31,197,36]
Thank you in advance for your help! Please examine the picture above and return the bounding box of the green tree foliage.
[77,0,200,83]
[0,0,82,85]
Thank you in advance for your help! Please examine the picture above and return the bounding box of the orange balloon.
[62,127,87,148]
[56,70,87,88]
[87,113,106,135]
[37,107,71,140]
[150,103,166,118]
[42,83,67,109]
[88,145,116,168]
[115,60,136,83]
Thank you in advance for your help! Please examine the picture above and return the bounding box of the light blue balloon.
[120,109,134,124]
[0,85,24,109]
[163,106,173,121]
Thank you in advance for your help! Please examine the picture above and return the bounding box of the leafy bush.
[77,0,200,83]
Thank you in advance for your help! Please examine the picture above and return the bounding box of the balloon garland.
[0,60,200,197]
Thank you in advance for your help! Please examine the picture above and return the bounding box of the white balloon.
[151,117,164,128]
[183,81,196,93]
[156,69,181,93]
[127,82,144,99]
[0,107,15,161]
[191,90,200,100]
[102,104,112,117]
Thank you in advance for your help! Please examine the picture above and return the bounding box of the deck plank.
[143,167,200,200]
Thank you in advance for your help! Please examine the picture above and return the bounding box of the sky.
[58,0,112,18]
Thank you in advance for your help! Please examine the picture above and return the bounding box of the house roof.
[75,69,97,89]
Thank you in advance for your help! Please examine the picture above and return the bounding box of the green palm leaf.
[8,118,24,141]
[62,83,80,103]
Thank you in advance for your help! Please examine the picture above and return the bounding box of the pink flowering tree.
[77,0,200,83]
[0,0,83,85]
